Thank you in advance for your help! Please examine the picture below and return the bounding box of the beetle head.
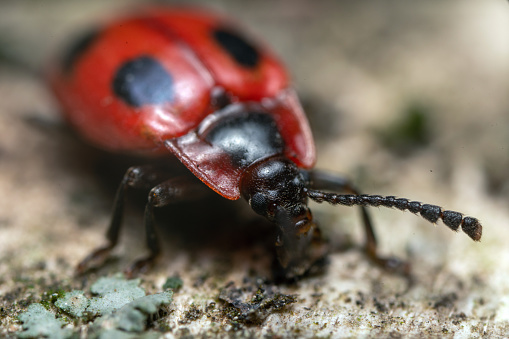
[241,156,327,276]
[241,156,311,233]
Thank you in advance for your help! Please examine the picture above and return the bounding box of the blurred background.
[1,0,508,337]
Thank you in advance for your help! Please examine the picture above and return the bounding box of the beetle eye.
[250,193,268,216]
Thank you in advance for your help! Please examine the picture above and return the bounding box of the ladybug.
[49,7,482,280]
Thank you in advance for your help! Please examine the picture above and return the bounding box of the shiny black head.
[240,156,313,236]
[240,156,327,276]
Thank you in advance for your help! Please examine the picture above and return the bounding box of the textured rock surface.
[1,0,508,337]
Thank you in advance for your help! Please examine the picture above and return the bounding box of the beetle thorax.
[204,111,285,167]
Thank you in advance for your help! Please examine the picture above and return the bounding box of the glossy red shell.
[49,7,316,200]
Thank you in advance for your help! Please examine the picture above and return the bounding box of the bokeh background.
[1,0,508,337]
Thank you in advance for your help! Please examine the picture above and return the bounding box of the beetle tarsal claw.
[75,244,113,275]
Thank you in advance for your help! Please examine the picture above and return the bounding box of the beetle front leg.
[308,170,410,276]
[76,165,205,275]
[76,165,170,274]
[124,176,207,277]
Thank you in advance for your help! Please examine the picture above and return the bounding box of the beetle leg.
[76,165,169,274]
[307,170,410,276]
[124,176,207,277]
[76,165,184,275]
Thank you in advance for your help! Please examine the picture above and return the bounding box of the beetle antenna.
[306,190,482,241]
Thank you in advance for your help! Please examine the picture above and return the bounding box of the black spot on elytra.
[62,29,100,74]
[205,113,284,167]
[213,28,260,68]
[112,56,174,107]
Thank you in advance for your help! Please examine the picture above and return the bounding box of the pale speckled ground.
[1,0,509,337]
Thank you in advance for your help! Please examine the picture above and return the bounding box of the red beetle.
[49,7,482,279]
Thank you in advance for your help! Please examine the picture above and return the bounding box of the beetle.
[48,7,482,280]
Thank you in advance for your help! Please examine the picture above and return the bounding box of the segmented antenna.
[306,191,482,241]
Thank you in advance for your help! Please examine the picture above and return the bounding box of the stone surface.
[1,0,508,337]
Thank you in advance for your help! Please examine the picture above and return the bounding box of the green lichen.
[16,275,173,338]
[89,291,173,338]
[376,102,431,156]
[40,288,67,310]
[90,329,161,339]
[87,275,145,316]
[55,290,89,318]
[162,276,183,291]
[17,303,72,339]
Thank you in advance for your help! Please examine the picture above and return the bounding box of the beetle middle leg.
[308,170,410,276]
[76,165,206,276]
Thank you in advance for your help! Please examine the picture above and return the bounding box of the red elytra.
[50,7,481,280]
[49,7,314,199]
